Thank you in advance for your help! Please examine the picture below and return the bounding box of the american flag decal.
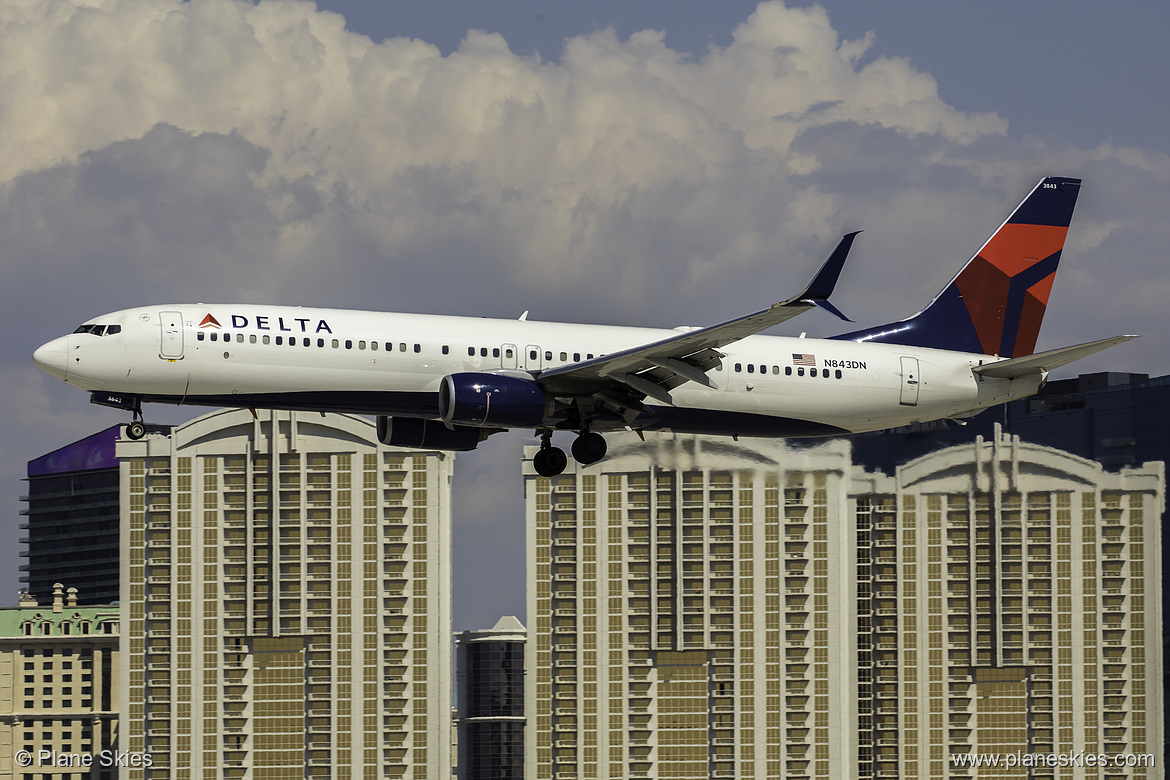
[792,353,816,366]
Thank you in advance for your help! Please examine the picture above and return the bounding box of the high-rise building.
[525,430,1163,779]
[525,434,861,780]
[844,369,1170,763]
[116,409,454,779]
[20,426,125,604]
[456,615,526,780]
[0,583,120,778]
[857,428,1163,778]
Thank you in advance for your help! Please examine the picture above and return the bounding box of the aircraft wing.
[972,335,1139,379]
[538,233,860,407]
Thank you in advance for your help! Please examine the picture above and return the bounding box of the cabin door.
[899,356,920,406]
[160,311,184,359]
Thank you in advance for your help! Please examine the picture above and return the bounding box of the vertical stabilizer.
[832,176,1081,358]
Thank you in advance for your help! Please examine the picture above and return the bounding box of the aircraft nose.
[33,336,69,381]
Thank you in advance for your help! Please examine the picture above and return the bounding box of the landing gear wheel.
[533,446,568,477]
[126,420,146,440]
[571,432,607,465]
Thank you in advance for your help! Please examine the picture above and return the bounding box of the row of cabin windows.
[196,331,598,362]
[733,363,842,379]
[198,331,422,352]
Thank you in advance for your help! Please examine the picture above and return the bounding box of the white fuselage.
[35,304,1041,438]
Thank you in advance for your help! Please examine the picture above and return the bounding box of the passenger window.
[442,346,449,355]
[772,366,779,374]
[399,343,407,352]
[414,344,420,353]
[468,347,475,357]
[275,336,282,345]
[747,364,754,374]
[238,334,245,343]
[505,348,514,358]
[735,363,742,373]
[210,332,218,342]
[560,352,567,361]
[371,341,379,351]
[480,348,488,357]
[759,365,766,374]
[302,338,310,347]
[263,336,271,345]
[359,341,366,350]
[574,353,581,362]
[317,338,325,347]
[385,343,392,351]
[530,350,538,360]
[197,332,205,342]
[332,339,339,348]
[545,351,552,361]
[797,367,804,376]
[811,368,817,377]
[345,340,352,349]
[493,348,500,358]
[249,335,257,344]
[587,354,594,360]
[785,366,792,376]
[834,370,841,379]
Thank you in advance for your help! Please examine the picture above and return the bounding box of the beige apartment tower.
[525,430,1163,780]
[525,434,862,780]
[855,429,1163,779]
[117,409,454,779]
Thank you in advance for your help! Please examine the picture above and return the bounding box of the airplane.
[33,176,1135,477]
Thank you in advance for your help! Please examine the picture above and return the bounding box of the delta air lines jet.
[33,177,1134,476]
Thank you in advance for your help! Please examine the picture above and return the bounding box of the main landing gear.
[532,429,609,478]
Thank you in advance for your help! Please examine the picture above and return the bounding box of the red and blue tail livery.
[834,176,1080,358]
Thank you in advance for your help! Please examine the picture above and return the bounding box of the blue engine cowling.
[438,372,550,428]
[376,416,496,451]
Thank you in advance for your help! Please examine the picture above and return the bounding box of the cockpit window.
[73,324,121,336]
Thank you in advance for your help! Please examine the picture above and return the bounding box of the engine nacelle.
[438,372,549,428]
[376,416,495,451]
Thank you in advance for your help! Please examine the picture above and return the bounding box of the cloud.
[2,0,1168,620]
[0,0,1016,318]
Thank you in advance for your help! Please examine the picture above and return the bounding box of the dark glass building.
[457,616,526,780]
[20,426,123,604]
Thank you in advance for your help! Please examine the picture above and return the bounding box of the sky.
[2,0,1168,631]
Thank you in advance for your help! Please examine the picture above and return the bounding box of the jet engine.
[438,372,551,428]
[376,416,497,451]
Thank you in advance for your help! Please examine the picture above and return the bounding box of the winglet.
[791,231,859,322]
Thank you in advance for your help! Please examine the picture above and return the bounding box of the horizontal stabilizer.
[972,335,1138,379]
